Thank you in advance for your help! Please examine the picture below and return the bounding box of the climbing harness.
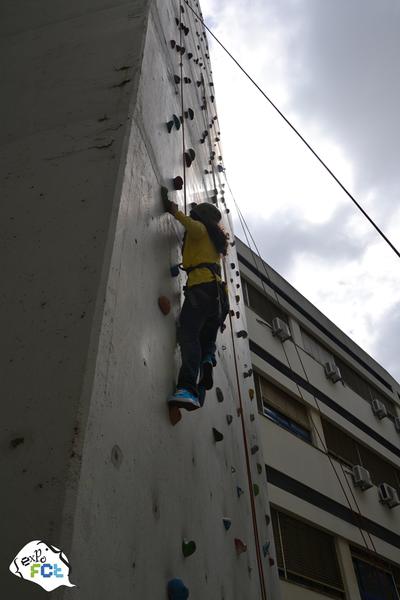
[182,262,230,330]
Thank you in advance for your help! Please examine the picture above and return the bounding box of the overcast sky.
[200,0,400,382]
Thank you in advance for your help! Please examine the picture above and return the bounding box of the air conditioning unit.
[371,398,387,420]
[352,465,373,491]
[378,483,400,508]
[271,317,291,342]
[324,361,342,383]
[394,417,400,433]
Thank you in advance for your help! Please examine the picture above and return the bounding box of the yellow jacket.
[175,211,221,287]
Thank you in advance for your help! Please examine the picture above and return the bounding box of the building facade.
[237,236,400,600]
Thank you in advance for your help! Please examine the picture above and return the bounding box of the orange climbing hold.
[248,388,255,400]
[158,296,171,315]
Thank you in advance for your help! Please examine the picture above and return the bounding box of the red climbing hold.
[158,296,171,315]
[169,405,182,426]
[234,538,247,554]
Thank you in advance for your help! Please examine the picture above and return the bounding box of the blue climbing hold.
[167,578,189,599]
[222,517,232,531]
[262,541,271,557]
[170,264,180,277]
[236,486,244,498]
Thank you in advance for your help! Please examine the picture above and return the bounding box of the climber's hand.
[169,201,178,216]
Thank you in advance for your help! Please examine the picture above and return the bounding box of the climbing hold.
[158,296,171,315]
[184,152,193,168]
[161,186,172,212]
[188,108,194,120]
[262,541,270,557]
[215,387,224,403]
[175,17,180,26]
[176,44,182,52]
[256,463,263,474]
[250,413,255,422]
[226,414,233,425]
[188,148,196,161]
[173,176,183,190]
[183,77,192,84]
[236,311,240,318]
[172,114,181,130]
[169,405,182,426]
[170,40,176,48]
[170,265,180,277]
[230,263,235,269]
[248,388,255,400]
[236,486,244,498]
[183,26,189,36]
[231,466,236,473]
[180,5,184,12]
[243,369,253,378]
[236,330,248,339]
[222,518,232,531]
[217,165,225,173]
[235,295,240,303]
[251,445,259,455]
[173,74,181,84]
[212,427,224,442]
[269,557,275,567]
[179,46,186,56]
[234,538,247,554]
[182,539,197,558]
[167,578,189,600]
[265,514,271,526]
[229,309,235,317]
[166,120,174,133]
[253,484,260,496]
[236,407,242,417]
[187,52,193,60]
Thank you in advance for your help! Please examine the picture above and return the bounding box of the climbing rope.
[183,0,400,263]
[230,180,378,554]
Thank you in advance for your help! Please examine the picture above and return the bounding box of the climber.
[162,189,229,410]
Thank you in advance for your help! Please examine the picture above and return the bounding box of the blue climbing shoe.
[199,354,215,390]
[168,388,200,411]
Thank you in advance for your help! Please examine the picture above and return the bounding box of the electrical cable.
[183,0,400,262]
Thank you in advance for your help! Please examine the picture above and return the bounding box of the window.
[301,328,396,419]
[271,508,345,598]
[351,547,400,600]
[335,356,396,418]
[244,280,288,325]
[321,419,400,489]
[302,328,335,365]
[255,373,312,443]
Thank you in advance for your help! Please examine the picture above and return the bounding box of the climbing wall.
[2,0,281,597]
[63,2,282,598]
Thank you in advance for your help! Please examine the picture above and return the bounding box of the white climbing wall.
[2,0,281,598]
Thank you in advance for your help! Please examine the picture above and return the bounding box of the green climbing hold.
[226,414,233,425]
[253,484,260,496]
[256,463,263,474]
[182,539,196,558]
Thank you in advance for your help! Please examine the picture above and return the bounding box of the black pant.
[177,282,220,395]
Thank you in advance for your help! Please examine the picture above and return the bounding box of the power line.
[184,0,400,261]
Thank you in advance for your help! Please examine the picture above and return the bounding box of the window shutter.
[279,511,343,590]
[322,419,359,466]
[245,281,288,325]
[260,378,309,430]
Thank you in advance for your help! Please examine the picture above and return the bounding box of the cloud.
[202,0,400,381]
